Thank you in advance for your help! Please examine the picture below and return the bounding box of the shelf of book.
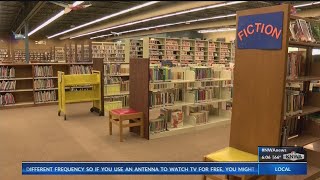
[289,41,320,48]
[287,134,320,146]
[286,76,320,82]
[105,91,129,97]
[130,58,234,139]
[0,89,33,93]
[0,77,33,80]
[286,106,320,119]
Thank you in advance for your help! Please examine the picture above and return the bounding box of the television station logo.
[283,151,305,161]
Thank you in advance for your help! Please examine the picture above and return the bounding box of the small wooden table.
[109,108,144,142]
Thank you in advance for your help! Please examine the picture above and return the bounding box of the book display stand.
[57,70,103,120]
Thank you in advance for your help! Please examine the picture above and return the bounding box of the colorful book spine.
[0,93,15,105]
[34,66,53,77]
[0,80,16,90]
[0,67,15,78]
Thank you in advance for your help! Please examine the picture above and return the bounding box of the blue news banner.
[22,147,307,175]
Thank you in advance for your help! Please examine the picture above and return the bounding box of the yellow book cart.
[58,70,103,120]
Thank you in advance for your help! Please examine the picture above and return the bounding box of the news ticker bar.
[22,162,307,175]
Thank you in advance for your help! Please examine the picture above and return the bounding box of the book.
[0,93,15,105]
[0,80,16,90]
[70,65,92,74]
[34,66,53,77]
[0,67,15,78]
[286,51,306,80]
[34,79,54,89]
[170,109,183,128]
[34,90,57,103]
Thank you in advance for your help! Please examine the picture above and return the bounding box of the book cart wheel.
[90,107,94,112]
[58,111,61,116]
[64,115,67,121]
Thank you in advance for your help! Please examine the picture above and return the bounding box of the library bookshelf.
[0,62,94,109]
[129,58,233,139]
[139,37,235,64]
[92,41,130,110]
[230,4,320,177]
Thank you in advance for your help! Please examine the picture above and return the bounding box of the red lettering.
[243,28,248,37]
[265,24,273,35]
[247,24,254,35]
[238,30,244,41]
[255,23,262,32]
[272,27,282,39]
[260,23,265,33]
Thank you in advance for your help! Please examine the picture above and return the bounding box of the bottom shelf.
[287,134,320,146]
[0,101,35,108]
[149,116,230,139]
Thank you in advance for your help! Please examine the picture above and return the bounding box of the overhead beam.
[59,1,224,40]
[106,6,320,41]
[107,19,236,41]
[15,1,46,33]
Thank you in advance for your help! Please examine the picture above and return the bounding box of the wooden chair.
[109,108,144,142]
[203,147,271,180]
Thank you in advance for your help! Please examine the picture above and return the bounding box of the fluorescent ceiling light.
[28,1,84,36]
[198,28,236,33]
[48,1,159,39]
[294,1,320,8]
[70,1,246,39]
[90,14,236,39]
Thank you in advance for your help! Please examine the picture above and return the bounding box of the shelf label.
[237,12,284,50]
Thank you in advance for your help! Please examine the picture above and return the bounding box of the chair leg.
[140,117,144,138]
[109,114,112,135]
[119,118,123,142]
[202,175,207,180]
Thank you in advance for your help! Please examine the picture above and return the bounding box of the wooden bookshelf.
[231,5,320,178]
[129,58,233,139]
[137,37,233,64]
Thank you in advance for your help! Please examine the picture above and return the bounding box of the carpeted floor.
[0,103,231,180]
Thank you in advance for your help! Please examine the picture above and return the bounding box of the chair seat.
[205,147,258,162]
[111,108,139,115]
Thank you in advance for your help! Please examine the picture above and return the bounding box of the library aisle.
[0,102,230,180]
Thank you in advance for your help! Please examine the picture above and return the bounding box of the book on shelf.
[34,90,56,103]
[290,19,317,43]
[0,80,16,90]
[70,65,92,74]
[0,93,15,105]
[286,51,306,80]
[0,48,9,62]
[29,49,52,62]
[104,76,122,84]
[105,94,129,107]
[190,111,209,125]
[104,64,129,75]
[284,89,304,116]
[34,79,54,89]
[34,66,53,77]
[0,66,15,78]
[54,47,65,63]
[149,117,166,134]
[149,89,183,107]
